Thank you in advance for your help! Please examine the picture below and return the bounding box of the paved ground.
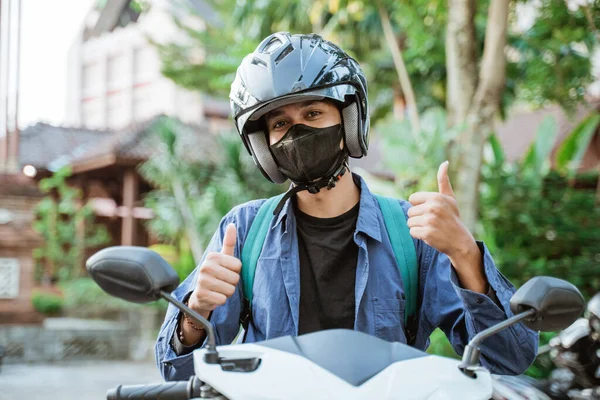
[0,360,163,400]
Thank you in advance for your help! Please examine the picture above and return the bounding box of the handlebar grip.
[107,376,202,400]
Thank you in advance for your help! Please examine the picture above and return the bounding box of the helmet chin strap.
[272,158,349,216]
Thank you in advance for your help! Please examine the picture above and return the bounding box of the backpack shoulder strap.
[240,194,285,305]
[373,194,419,324]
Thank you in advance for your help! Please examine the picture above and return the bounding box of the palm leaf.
[522,115,557,176]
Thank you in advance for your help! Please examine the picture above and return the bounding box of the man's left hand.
[407,161,488,293]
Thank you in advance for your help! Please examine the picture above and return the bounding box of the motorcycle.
[490,293,600,400]
[530,292,600,400]
[86,246,586,400]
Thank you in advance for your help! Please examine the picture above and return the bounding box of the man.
[155,32,538,381]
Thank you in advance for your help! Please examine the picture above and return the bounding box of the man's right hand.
[180,223,241,345]
[190,223,241,318]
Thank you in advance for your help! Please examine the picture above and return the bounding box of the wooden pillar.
[121,168,138,246]
[74,174,87,276]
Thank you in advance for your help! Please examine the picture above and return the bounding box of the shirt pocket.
[252,257,293,338]
[373,297,407,343]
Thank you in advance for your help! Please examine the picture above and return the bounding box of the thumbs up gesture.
[189,223,242,319]
[407,161,476,262]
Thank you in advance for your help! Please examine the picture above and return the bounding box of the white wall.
[67,0,207,130]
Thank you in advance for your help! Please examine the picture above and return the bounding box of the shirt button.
[476,297,484,304]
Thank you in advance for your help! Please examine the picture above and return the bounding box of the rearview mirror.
[510,276,585,332]
[86,246,180,303]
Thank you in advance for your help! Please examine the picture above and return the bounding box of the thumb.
[437,160,455,197]
[221,223,237,257]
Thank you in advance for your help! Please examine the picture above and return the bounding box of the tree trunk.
[446,0,478,126]
[172,177,204,265]
[453,0,510,232]
[378,5,421,133]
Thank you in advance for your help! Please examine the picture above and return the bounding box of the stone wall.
[0,320,130,363]
[0,308,165,364]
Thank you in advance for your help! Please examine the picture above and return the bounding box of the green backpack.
[240,193,419,327]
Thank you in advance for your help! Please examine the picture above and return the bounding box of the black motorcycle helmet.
[229,32,370,184]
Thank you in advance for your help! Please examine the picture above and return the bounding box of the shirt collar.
[354,173,383,242]
[273,173,383,242]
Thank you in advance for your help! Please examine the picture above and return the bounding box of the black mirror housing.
[510,276,585,332]
[86,246,180,303]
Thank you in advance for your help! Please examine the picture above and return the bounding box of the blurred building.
[65,0,229,131]
[0,123,110,323]
[1,0,229,325]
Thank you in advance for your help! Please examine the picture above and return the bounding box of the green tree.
[32,167,111,283]
[138,117,285,259]
[155,0,597,230]
[447,0,598,231]
[159,0,595,117]
[479,118,600,298]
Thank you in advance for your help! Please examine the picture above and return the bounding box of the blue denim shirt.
[155,175,538,381]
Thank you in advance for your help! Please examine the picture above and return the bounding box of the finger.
[407,204,427,218]
[210,263,241,286]
[203,276,237,298]
[408,191,439,206]
[221,223,237,256]
[191,287,227,310]
[437,161,455,198]
[407,215,428,228]
[220,254,242,273]
[409,226,429,240]
[203,291,228,309]
[205,252,242,273]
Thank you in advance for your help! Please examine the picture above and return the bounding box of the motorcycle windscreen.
[258,329,428,386]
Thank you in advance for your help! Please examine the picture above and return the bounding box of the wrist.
[448,236,479,270]
[178,295,209,346]
[187,291,212,320]
[449,239,488,294]
[178,313,205,346]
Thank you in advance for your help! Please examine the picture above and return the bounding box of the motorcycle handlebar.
[107,376,202,400]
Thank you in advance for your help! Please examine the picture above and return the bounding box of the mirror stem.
[459,308,536,375]
[160,291,220,364]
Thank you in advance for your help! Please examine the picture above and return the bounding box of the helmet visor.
[236,83,359,135]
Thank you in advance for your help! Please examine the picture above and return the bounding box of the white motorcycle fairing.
[192,330,492,400]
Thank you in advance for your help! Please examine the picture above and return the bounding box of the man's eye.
[307,110,322,118]
[273,120,287,129]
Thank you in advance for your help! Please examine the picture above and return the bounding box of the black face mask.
[269,123,346,184]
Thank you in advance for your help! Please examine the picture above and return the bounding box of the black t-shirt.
[295,198,360,335]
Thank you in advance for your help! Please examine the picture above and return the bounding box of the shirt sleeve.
[154,215,244,382]
[419,240,539,375]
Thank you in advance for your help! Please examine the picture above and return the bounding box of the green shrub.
[61,277,136,311]
[173,250,196,281]
[480,167,600,298]
[61,277,169,313]
[31,290,64,315]
[426,328,459,359]
[148,244,178,265]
